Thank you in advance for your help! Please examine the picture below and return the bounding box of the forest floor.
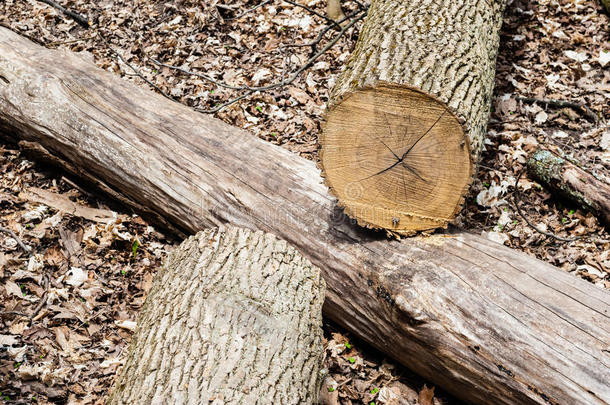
[0,0,608,404]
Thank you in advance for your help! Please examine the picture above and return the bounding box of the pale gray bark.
[108,227,325,405]
[330,0,506,161]
[527,148,610,226]
[1,27,609,405]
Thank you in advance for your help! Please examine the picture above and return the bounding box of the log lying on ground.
[108,227,325,405]
[527,147,610,226]
[1,27,609,405]
[320,0,505,233]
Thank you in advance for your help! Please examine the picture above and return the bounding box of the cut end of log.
[320,83,473,233]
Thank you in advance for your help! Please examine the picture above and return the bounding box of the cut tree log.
[1,27,609,405]
[527,147,610,226]
[319,0,505,234]
[108,227,325,405]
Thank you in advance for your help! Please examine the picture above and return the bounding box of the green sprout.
[568,209,575,215]
[132,239,140,258]
[255,105,263,112]
[328,386,335,392]
[370,387,379,394]
[121,269,127,276]
[348,357,356,364]
[561,217,568,224]
[344,342,351,349]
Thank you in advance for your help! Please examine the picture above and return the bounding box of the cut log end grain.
[320,83,473,233]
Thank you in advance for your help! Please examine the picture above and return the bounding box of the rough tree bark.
[527,147,610,226]
[326,0,346,22]
[320,0,505,233]
[108,227,325,405]
[0,27,609,405]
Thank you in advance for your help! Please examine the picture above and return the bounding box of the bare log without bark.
[527,148,610,226]
[320,0,505,233]
[108,227,325,405]
[0,27,609,405]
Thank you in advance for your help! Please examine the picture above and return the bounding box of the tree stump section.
[108,227,326,405]
[2,28,609,405]
[320,0,506,233]
[527,148,610,226]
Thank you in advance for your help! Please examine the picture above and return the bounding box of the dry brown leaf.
[419,385,435,405]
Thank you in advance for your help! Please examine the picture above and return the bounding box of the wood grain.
[1,27,608,405]
[320,0,506,232]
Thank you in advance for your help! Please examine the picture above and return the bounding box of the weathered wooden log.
[1,27,609,405]
[320,0,505,233]
[108,227,325,405]
[527,147,610,226]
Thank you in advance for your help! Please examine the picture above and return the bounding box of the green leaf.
[132,239,140,258]
[328,387,335,392]
[255,105,263,112]
[568,209,575,215]
[344,342,351,349]
[370,387,379,394]
[348,357,356,364]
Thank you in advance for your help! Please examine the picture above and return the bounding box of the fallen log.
[319,0,505,233]
[108,227,325,405]
[0,27,609,405]
[527,147,610,226]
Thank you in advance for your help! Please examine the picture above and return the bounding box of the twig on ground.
[29,274,49,322]
[281,7,366,55]
[0,311,28,318]
[195,91,255,114]
[283,0,342,29]
[36,0,90,28]
[225,0,273,20]
[106,45,172,100]
[0,225,32,256]
[517,96,598,123]
[152,11,366,113]
[512,169,580,242]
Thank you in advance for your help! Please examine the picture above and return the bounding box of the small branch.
[152,12,365,113]
[36,0,90,28]
[0,225,32,256]
[517,96,598,123]
[225,0,273,20]
[195,91,255,114]
[107,45,172,100]
[282,0,342,29]
[29,274,49,322]
[281,7,366,55]
[512,170,580,242]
